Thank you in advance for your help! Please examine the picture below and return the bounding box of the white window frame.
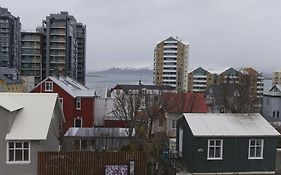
[6,141,30,164]
[207,139,223,160]
[171,119,176,129]
[45,81,53,92]
[248,139,264,159]
[76,97,81,110]
[74,117,83,127]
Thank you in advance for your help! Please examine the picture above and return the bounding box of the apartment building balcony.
[50,24,66,29]
[50,39,65,43]
[50,31,66,36]
[21,38,40,42]
[21,53,40,56]
[163,50,177,53]
[21,59,40,63]
[193,75,207,78]
[50,59,65,64]
[193,79,207,83]
[193,88,206,92]
[163,55,177,59]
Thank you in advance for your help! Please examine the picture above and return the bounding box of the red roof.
[161,93,209,113]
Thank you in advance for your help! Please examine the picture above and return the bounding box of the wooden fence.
[38,151,147,175]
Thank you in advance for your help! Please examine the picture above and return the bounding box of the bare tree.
[112,91,141,138]
[207,72,260,113]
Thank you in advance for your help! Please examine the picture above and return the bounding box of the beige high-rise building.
[272,68,281,87]
[153,37,189,92]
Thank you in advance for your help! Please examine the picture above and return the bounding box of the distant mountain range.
[87,67,272,79]
[87,67,153,76]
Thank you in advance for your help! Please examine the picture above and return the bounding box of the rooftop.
[183,113,280,137]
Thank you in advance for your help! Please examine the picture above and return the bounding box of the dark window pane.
[215,147,221,157]
[24,150,29,161]
[9,142,14,148]
[209,140,214,146]
[16,142,22,148]
[256,140,262,146]
[74,140,80,150]
[23,142,29,148]
[15,150,22,161]
[256,147,262,157]
[250,140,255,146]
[209,147,214,158]
[215,140,221,146]
[9,150,14,161]
[250,148,255,157]
[81,140,87,150]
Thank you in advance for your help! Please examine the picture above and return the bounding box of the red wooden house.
[31,76,99,132]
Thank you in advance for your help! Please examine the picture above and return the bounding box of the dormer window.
[45,81,53,92]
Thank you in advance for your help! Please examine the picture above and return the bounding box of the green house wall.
[177,116,278,173]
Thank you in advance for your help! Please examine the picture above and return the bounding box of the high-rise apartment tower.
[0,7,21,68]
[42,12,86,84]
[153,37,189,92]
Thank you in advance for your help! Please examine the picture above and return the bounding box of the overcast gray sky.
[2,0,281,73]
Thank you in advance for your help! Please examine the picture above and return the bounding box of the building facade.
[188,67,216,92]
[20,30,45,85]
[73,23,86,84]
[31,76,98,132]
[42,12,86,84]
[0,66,24,92]
[0,93,64,175]
[177,113,279,174]
[153,37,189,92]
[262,85,281,119]
[0,7,21,69]
[272,68,281,87]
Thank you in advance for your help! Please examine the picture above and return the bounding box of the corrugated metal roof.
[264,85,281,97]
[182,113,280,137]
[32,76,99,97]
[0,67,24,84]
[64,127,134,137]
[0,94,23,112]
[3,93,63,140]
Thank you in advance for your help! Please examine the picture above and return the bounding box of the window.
[7,141,30,163]
[273,111,276,118]
[266,99,270,105]
[171,119,176,129]
[73,140,87,150]
[179,128,183,156]
[248,139,264,159]
[59,98,63,109]
[277,111,280,118]
[45,81,53,92]
[207,139,223,160]
[76,97,81,110]
[74,117,82,127]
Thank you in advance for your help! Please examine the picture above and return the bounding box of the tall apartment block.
[73,23,86,84]
[153,37,189,92]
[42,12,86,84]
[272,68,281,87]
[241,67,264,99]
[0,7,21,68]
[20,29,45,85]
[188,67,216,92]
